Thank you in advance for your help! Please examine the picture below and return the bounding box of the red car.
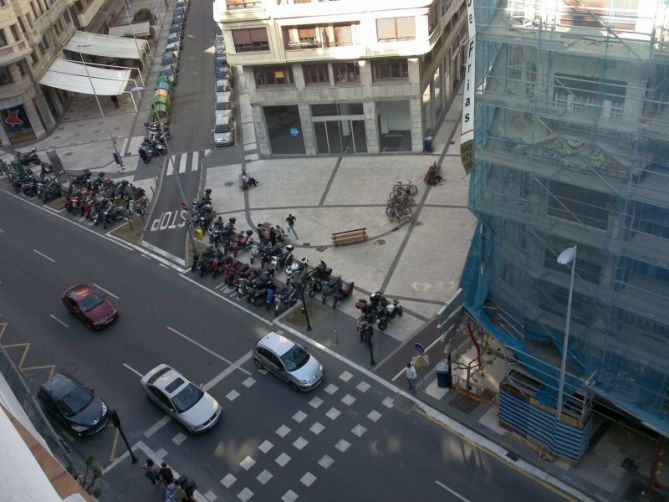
[62,284,118,330]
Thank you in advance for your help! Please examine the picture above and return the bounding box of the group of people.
[143,458,195,502]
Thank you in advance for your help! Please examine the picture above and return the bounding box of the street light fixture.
[76,44,123,166]
[556,245,577,420]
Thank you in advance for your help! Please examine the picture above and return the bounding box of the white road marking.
[179,153,187,173]
[49,314,69,328]
[167,326,251,375]
[191,151,199,171]
[392,334,444,382]
[179,274,272,326]
[435,481,470,502]
[140,240,186,267]
[0,228,4,233]
[203,351,253,391]
[166,156,175,175]
[122,363,143,378]
[159,263,168,269]
[92,283,119,299]
[33,248,55,263]
[144,416,172,438]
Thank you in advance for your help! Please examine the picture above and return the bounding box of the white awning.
[65,30,148,60]
[39,58,131,96]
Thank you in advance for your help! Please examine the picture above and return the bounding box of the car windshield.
[216,102,230,110]
[57,387,93,417]
[280,345,310,372]
[171,383,203,413]
[215,124,231,133]
[78,294,105,312]
[216,84,229,92]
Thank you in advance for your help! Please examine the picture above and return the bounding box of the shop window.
[372,59,409,81]
[0,67,12,85]
[255,65,292,86]
[333,62,359,84]
[312,103,363,116]
[376,16,415,42]
[303,63,329,85]
[232,28,269,52]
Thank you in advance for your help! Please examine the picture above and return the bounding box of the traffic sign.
[413,354,430,368]
[415,343,426,355]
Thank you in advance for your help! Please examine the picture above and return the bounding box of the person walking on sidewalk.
[285,214,298,240]
[142,458,160,485]
[159,462,174,486]
[139,147,149,166]
[405,362,417,394]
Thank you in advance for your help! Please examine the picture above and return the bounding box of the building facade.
[463,0,669,440]
[0,0,120,145]
[213,0,467,155]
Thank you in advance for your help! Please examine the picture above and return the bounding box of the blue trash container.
[424,136,433,152]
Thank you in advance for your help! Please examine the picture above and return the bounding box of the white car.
[214,117,234,147]
[215,94,234,122]
[253,332,324,392]
[215,78,232,94]
[141,364,222,433]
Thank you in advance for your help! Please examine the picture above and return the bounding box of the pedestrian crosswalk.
[165,151,200,176]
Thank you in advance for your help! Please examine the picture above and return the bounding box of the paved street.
[0,186,569,502]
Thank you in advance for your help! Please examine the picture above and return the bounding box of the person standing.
[285,214,298,239]
[142,458,160,485]
[159,462,174,486]
[405,362,417,394]
[269,226,277,246]
[139,147,149,166]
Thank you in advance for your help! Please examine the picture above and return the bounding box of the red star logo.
[4,110,24,128]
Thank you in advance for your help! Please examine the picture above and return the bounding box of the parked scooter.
[275,280,298,316]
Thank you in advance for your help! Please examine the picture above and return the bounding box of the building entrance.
[312,103,366,155]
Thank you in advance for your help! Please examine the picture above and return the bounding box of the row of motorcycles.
[65,170,148,228]
[139,122,171,160]
[355,291,403,331]
[9,167,62,202]
[192,217,354,316]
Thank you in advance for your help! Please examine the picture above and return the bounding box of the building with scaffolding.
[462,0,669,460]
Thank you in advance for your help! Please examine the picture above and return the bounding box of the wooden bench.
[332,228,368,247]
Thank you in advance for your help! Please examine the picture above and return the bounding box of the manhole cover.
[315,246,328,252]
[224,181,234,187]
[302,242,310,246]
[375,239,385,245]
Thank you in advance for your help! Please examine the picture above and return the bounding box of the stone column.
[363,101,378,153]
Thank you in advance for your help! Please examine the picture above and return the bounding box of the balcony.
[226,0,263,7]
[0,40,32,66]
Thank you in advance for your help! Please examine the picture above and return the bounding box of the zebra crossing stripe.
[166,156,175,176]
[192,151,199,171]
[178,154,188,174]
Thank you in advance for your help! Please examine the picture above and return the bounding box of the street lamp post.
[556,245,577,420]
[76,45,123,166]
[295,282,312,331]
[109,409,137,464]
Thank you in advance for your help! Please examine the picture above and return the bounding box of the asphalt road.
[141,0,247,263]
[0,190,567,502]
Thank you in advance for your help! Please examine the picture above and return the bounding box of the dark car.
[39,373,109,436]
[172,13,186,26]
[169,22,183,35]
[62,284,118,330]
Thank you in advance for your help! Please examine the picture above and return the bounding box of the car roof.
[42,373,79,400]
[215,116,231,125]
[216,91,232,101]
[65,284,94,300]
[144,364,189,397]
[258,332,294,357]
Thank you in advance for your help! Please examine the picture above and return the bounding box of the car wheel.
[253,358,263,370]
[289,382,300,392]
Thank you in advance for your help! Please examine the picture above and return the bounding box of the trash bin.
[436,361,451,388]
[424,136,433,153]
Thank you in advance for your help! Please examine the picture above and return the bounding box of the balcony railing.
[226,0,263,8]
[0,40,31,65]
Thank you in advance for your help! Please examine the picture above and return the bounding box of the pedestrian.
[110,95,120,109]
[139,147,149,165]
[143,458,160,485]
[285,214,298,239]
[405,362,417,394]
[159,462,174,486]
[164,479,178,502]
[269,226,277,246]
[248,176,258,187]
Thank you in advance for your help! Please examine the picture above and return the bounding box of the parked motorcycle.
[286,256,308,279]
[275,281,298,316]
[16,148,41,166]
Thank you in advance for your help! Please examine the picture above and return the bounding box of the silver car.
[215,95,234,122]
[214,117,234,146]
[141,364,221,433]
[216,78,232,95]
[253,332,324,392]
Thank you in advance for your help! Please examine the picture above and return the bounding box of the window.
[30,1,38,20]
[284,23,356,49]
[226,0,262,8]
[0,29,7,47]
[254,65,292,86]
[333,62,359,84]
[17,17,27,35]
[428,1,438,34]
[10,24,19,42]
[232,28,269,52]
[0,67,13,85]
[372,59,409,81]
[376,16,415,41]
[303,63,329,85]
[38,41,46,55]
[30,51,38,64]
